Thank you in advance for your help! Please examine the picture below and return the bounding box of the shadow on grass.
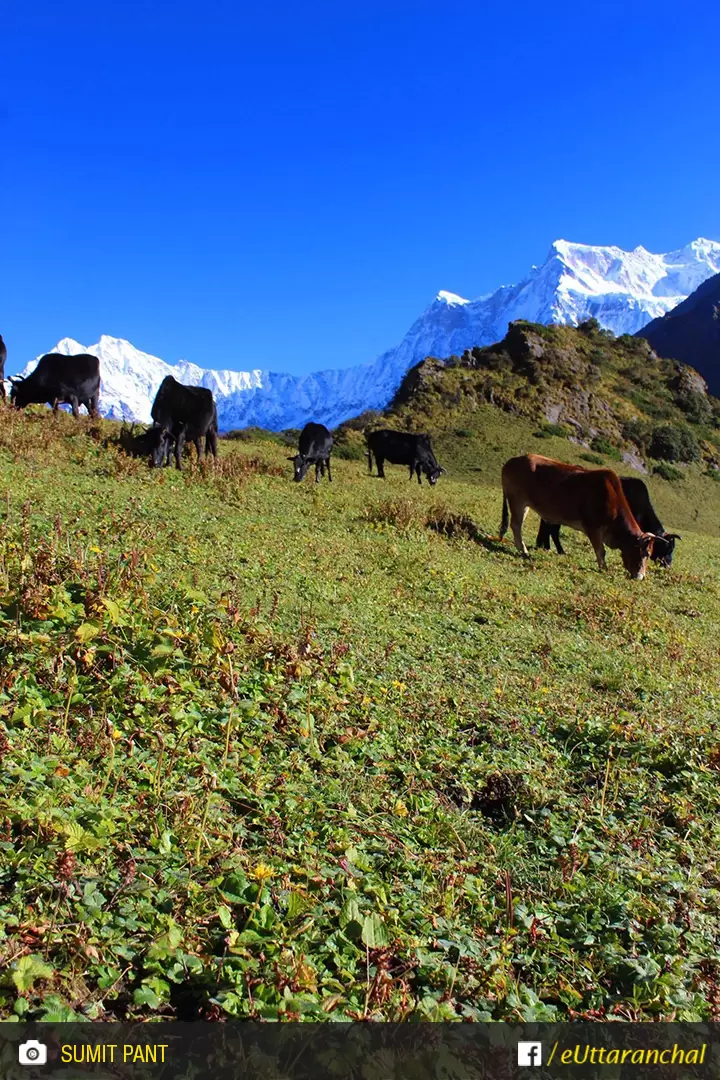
[424,513,513,556]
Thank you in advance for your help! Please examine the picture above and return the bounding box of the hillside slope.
[1,408,720,1023]
[637,272,720,394]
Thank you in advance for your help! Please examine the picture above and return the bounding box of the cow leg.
[174,430,186,470]
[206,430,218,459]
[376,456,385,479]
[52,398,60,416]
[416,463,423,486]
[510,503,530,558]
[70,397,80,419]
[194,437,203,461]
[536,520,550,550]
[586,530,607,570]
[315,461,322,483]
[537,521,564,554]
[325,457,332,482]
[367,449,374,475]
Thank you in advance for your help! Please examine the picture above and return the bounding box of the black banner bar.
[2,1023,720,1080]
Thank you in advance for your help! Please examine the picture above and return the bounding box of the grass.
[1,405,720,1022]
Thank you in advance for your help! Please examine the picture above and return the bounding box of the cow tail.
[500,493,509,537]
[367,448,373,474]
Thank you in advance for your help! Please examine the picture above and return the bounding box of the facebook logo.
[517,1042,543,1067]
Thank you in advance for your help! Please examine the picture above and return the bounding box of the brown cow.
[499,454,657,579]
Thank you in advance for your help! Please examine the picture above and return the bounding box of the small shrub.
[332,442,366,461]
[578,318,601,337]
[425,505,480,541]
[674,389,713,424]
[653,462,683,482]
[590,436,621,461]
[648,425,700,463]
[622,419,650,449]
[580,452,605,466]
[533,422,569,439]
[362,498,421,530]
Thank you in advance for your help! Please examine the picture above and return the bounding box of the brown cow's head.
[621,533,656,579]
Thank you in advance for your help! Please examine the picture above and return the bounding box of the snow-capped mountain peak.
[436,290,470,306]
[18,236,720,431]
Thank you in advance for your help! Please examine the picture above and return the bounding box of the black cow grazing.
[9,353,100,418]
[150,376,218,470]
[366,428,444,486]
[536,475,681,567]
[289,422,333,483]
[118,423,170,462]
[0,335,7,402]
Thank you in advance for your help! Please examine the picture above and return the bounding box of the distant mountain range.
[638,271,720,393]
[18,237,720,430]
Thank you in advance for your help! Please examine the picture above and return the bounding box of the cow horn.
[8,375,24,383]
[664,533,682,541]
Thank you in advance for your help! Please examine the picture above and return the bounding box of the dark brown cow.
[499,454,657,579]
[537,475,681,567]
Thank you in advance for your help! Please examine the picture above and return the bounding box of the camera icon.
[18,1040,48,1066]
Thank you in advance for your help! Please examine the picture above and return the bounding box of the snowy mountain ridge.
[18,237,720,431]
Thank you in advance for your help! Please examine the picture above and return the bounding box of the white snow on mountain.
[18,237,720,431]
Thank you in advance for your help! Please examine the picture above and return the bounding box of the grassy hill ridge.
[388,319,719,454]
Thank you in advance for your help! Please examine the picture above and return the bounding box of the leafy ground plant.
[1,407,720,1021]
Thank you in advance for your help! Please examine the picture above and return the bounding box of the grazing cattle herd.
[1,343,686,577]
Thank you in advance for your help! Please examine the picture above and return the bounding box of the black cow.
[366,429,444,486]
[536,476,681,567]
[150,375,218,470]
[289,422,333,483]
[9,353,100,417]
[0,335,6,402]
[118,423,170,462]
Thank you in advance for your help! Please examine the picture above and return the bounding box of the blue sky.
[2,0,719,376]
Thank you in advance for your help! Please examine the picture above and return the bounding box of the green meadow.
[1,406,720,1021]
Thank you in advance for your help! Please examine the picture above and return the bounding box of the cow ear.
[287,456,296,462]
[640,532,656,551]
